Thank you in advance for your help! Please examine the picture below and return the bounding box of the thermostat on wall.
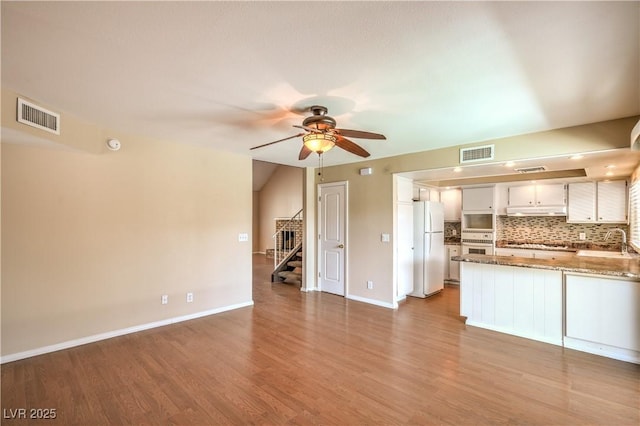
[359,167,372,176]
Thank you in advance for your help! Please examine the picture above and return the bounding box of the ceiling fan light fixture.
[303,133,336,154]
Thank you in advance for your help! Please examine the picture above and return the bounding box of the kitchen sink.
[576,250,633,259]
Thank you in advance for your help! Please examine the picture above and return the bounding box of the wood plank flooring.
[2,254,639,425]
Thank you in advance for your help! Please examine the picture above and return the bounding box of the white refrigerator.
[410,201,445,298]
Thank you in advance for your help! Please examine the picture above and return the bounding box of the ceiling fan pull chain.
[318,153,324,182]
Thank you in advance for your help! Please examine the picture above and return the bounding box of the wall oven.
[461,231,495,255]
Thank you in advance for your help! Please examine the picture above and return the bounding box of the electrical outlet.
[161,295,168,305]
[367,280,373,289]
[186,292,194,303]
[452,229,457,236]
[579,232,586,240]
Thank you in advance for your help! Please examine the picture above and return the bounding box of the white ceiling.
[2,1,639,173]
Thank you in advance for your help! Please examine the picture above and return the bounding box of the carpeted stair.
[275,250,302,285]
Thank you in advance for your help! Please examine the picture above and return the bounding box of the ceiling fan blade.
[250,133,305,150]
[335,128,386,140]
[335,136,370,158]
[298,145,313,160]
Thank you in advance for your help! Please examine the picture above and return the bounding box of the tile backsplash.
[444,221,461,240]
[496,215,628,246]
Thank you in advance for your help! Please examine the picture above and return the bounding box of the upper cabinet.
[462,186,495,211]
[508,184,566,207]
[396,176,414,203]
[413,185,440,202]
[440,188,461,221]
[567,180,628,223]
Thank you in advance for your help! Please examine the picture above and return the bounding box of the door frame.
[317,181,348,296]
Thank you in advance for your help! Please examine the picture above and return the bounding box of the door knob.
[338,244,344,248]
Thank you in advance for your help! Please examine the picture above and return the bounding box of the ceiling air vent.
[515,166,547,173]
[17,97,60,135]
[460,144,494,163]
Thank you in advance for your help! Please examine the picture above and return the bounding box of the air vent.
[460,144,494,163]
[17,98,60,135]
[515,166,546,173]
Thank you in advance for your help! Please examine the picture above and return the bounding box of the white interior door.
[397,202,414,298]
[318,182,346,296]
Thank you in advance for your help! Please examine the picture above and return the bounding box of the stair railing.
[273,209,303,269]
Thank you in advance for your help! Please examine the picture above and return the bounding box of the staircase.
[272,244,303,285]
[270,209,303,286]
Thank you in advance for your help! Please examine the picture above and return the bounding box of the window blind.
[629,178,640,251]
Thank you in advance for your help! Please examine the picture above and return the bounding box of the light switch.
[238,233,249,242]
[381,233,390,243]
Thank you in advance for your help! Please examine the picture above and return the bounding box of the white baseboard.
[563,336,640,364]
[1,300,254,364]
[347,294,397,309]
[465,320,563,347]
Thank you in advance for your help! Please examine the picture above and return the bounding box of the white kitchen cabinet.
[567,182,595,222]
[494,185,509,215]
[462,186,495,211]
[596,180,627,222]
[460,263,563,345]
[445,245,460,281]
[413,186,440,202]
[396,176,414,203]
[495,248,574,260]
[567,180,627,223]
[494,248,535,258]
[440,188,461,221]
[530,250,574,260]
[508,184,565,207]
[565,273,640,363]
[395,199,414,301]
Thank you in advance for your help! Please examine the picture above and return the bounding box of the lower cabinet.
[460,264,640,363]
[460,263,563,345]
[445,244,460,282]
[494,248,574,260]
[565,273,640,363]
[494,248,534,258]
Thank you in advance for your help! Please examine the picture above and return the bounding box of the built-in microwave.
[461,212,495,232]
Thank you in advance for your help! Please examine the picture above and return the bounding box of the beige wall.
[315,116,640,307]
[257,165,303,253]
[1,92,253,358]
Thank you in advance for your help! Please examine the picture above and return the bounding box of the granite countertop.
[453,253,640,279]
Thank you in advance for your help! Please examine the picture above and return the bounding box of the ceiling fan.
[250,105,386,160]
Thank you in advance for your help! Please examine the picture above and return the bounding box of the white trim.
[563,336,640,364]
[0,300,254,364]
[347,294,397,309]
[465,321,563,347]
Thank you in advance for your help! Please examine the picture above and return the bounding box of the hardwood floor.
[2,253,639,425]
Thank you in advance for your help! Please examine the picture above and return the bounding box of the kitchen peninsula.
[454,253,640,364]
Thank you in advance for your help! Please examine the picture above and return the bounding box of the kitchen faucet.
[605,228,627,255]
